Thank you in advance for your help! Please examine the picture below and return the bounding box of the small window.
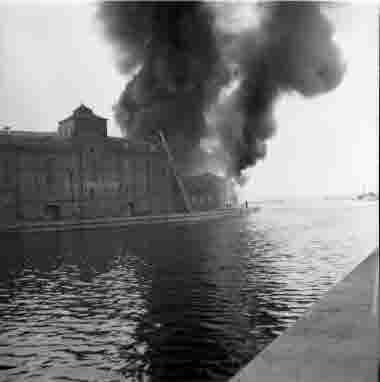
[35,175,40,191]
[46,157,56,191]
[146,160,151,192]
[90,188,95,200]
[3,159,11,184]
[90,147,95,153]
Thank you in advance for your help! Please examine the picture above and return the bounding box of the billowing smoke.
[97,2,345,181]
[97,2,228,174]
[212,2,345,178]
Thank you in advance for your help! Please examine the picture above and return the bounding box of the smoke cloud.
[97,1,345,181]
[97,1,227,174]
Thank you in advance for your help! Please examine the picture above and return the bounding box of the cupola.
[58,104,107,138]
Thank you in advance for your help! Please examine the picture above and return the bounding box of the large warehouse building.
[0,105,235,226]
[0,105,178,224]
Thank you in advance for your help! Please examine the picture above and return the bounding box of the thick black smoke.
[97,2,227,174]
[215,2,345,177]
[98,2,345,180]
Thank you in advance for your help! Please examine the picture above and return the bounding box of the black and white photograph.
[0,1,379,381]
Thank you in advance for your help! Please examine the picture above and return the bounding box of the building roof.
[73,104,93,116]
[0,105,164,155]
[2,131,58,138]
[59,104,107,124]
[0,128,164,155]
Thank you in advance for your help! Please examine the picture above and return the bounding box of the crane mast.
[158,130,192,213]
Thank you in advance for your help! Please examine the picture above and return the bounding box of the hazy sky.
[0,2,378,199]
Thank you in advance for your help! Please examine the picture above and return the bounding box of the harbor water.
[0,199,378,381]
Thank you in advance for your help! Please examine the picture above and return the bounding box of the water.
[0,199,378,382]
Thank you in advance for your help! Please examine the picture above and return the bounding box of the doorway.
[128,202,135,216]
[45,204,61,220]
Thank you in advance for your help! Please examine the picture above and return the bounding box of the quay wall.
[230,249,379,382]
[0,207,258,233]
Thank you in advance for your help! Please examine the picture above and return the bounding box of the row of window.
[83,182,127,194]
[21,172,65,193]
[2,156,170,195]
[20,175,129,197]
[191,194,215,205]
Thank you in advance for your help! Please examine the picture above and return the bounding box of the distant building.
[0,105,178,225]
[183,173,237,211]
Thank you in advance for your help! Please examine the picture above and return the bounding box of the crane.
[157,130,192,213]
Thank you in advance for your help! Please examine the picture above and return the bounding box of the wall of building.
[0,144,18,225]
[182,173,232,212]
[15,146,79,221]
[1,106,237,226]
[0,135,176,225]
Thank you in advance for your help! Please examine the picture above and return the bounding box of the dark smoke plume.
[97,1,227,174]
[215,2,346,177]
[97,2,345,180]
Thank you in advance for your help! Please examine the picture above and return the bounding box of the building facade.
[0,105,178,225]
[183,173,237,211]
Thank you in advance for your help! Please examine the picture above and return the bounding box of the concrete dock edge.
[0,207,259,233]
[229,249,379,382]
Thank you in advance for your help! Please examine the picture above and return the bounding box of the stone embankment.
[230,248,379,382]
[0,207,259,233]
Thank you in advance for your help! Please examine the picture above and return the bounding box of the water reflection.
[127,222,271,381]
[0,201,378,381]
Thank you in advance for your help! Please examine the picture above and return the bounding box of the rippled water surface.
[0,199,378,381]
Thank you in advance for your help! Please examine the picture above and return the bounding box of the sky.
[0,2,378,200]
